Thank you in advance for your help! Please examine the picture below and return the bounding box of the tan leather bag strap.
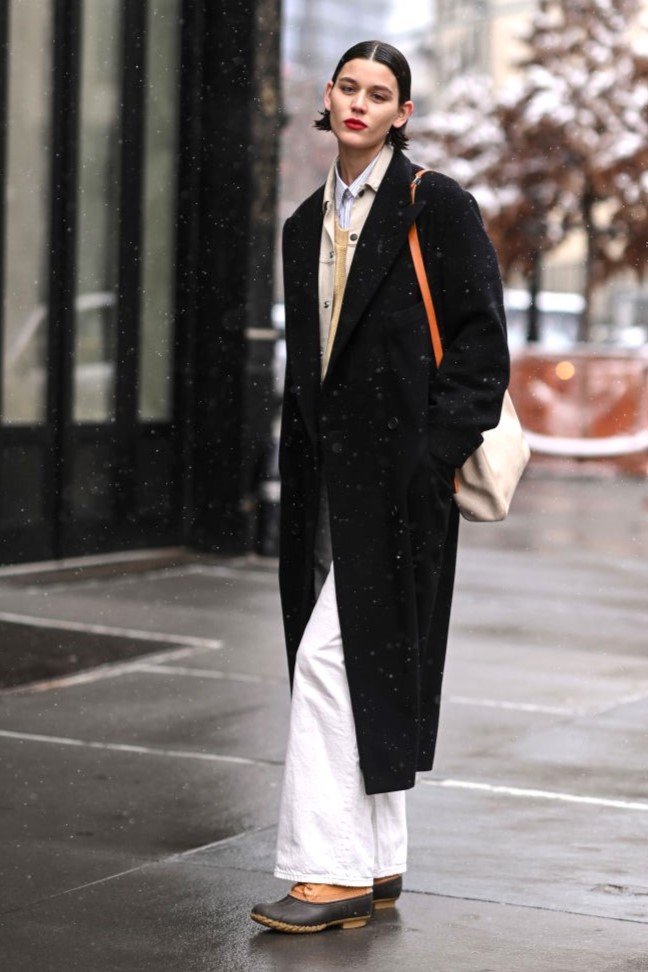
[408,169,444,368]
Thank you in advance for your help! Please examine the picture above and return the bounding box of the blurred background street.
[1,475,648,971]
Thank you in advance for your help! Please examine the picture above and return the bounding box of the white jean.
[274,564,408,887]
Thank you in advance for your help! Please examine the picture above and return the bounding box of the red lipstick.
[344,119,367,130]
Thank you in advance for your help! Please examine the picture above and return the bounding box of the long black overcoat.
[278,149,510,795]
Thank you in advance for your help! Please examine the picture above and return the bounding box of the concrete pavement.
[1,476,648,971]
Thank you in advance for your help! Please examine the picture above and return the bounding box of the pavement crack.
[0,861,157,917]
[0,827,275,917]
[406,887,648,925]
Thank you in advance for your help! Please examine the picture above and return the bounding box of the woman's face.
[324,58,413,155]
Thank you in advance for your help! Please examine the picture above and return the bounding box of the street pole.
[527,248,541,344]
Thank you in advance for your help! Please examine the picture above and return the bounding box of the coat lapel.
[283,190,324,445]
[323,153,425,383]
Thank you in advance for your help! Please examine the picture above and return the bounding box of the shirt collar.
[322,143,394,213]
[334,153,379,211]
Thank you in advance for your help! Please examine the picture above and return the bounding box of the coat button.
[331,441,343,454]
[387,417,399,430]
[350,233,358,241]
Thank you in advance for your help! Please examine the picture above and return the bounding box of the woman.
[251,40,510,933]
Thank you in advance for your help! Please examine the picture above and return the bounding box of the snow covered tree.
[415,0,648,341]
[507,0,648,339]
[413,72,567,340]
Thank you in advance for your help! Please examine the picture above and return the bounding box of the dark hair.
[314,40,412,151]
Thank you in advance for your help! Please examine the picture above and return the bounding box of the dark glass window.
[1,1,53,424]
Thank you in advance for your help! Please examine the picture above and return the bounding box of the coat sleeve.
[424,179,510,469]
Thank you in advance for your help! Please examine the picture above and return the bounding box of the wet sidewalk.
[1,476,648,971]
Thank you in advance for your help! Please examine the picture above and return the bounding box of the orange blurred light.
[555,360,576,381]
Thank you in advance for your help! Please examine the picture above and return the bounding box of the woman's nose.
[351,91,367,112]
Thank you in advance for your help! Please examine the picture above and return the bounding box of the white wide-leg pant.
[274,564,408,887]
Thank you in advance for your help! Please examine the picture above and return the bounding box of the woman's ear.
[393,100,414,130]
[324,80,334,112]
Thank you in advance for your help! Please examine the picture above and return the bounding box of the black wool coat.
[278,149,510,794]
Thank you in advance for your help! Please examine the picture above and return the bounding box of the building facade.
[0,0,281,564]
[283,0,394,79]
[431,0,541,85]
